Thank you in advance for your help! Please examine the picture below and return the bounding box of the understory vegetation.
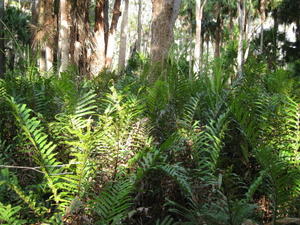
[0,54,299,224]
[1,0,300,224]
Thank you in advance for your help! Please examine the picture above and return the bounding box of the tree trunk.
[91,0,122,75]
[214,15,221,59]
[36,0,55,72]
[260,0,266,53]
[69,0,90,76]
[57,0,70,73]
[90,0,106,76]
[194,0,206,73]
[150,0,181,64]
[118,0,129,71]
[0,0,5,77]
[105,0,122,68]
[137,0,142,52]
[273,8,278,58]
[237,0,245,78]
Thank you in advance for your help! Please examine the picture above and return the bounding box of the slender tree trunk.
[0,0,5,77]
[57,0,70,73]
[237,0,245,78]
[194,0,206,73]
[273,8,278,57]
[104,0,109,54]
[214,16,221,58]
[137,0,142,52]
[260,0,266,53]
[105,0,122,68]
[118,0,129,71]
[214,3,221,59]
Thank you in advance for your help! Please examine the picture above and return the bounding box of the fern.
[0,169,46,216]
[7,97,63,205]
[194,112,228,177]
[90,178,134,225]
[0,202,27,225]
[155,216,177,225]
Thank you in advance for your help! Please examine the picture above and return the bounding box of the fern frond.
[194,112,228,177]
[155,216,177,225]
[7,97,63,204]
[91,178,134,225]
[180,93,201,130]
[157,164,192,196]
[0,169,46,216]
[0,202,27,225]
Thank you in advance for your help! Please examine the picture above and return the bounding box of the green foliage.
[90,178,134,225]
[0,202,27,225]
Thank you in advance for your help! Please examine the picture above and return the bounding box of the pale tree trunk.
[150,0,181,64]
[194,0,206,73]
[0,0,5,77]
[260,0,266,53]
[105,0,122,68]
[90,0,106,76]
[237,0,245,78]
[118,0,129,71]
[58,0,70,73]
[137,0,142,52]
[37,0,46,71]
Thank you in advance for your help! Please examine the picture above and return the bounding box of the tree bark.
[194,0,206,73]
[58,0,70,73]
[0,0,5,77]
[90,0,106,76]
[118,0,129,71]
[150,0,181,64]
[69,0,90,76]
[237,0,245,78]
[137,0,142,52]
[105,0,122,68]
[91,0,122,76]
[36,0,55,72]
[260,0,266,53]
[214,14,221,59]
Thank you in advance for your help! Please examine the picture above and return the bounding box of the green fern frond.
[180,93,201,130]
[155,215,177,225]
[157,164,192,196]
[194,112,228,176]
[7,97,63,204]
[91,178,134,225]
[0,202,27,225]
[0,169,46,216]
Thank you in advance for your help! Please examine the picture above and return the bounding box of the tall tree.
[69,0,90,76]
[105,0,122,67]
[136,0,142,52]
[194,0,207,73]
[90,0,106,75]
[57,0,71,73]
[0,0,5,77]
[237,0,246,78]
[34,0,55,72]
[91,0,122,76]
[150,0,181,64]
[118,0,129,71]
[260,0,267,52]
